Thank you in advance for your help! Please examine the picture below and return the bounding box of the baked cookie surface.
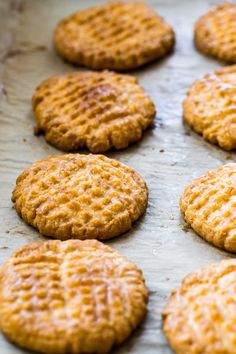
[183,65,236,151]
[195,3,236,62]
[163,259,236,354]
[12,154,148,240]
[32,71,155,153]
[0,239,148,354]
[180,163,236,253]
[54,1,175,70]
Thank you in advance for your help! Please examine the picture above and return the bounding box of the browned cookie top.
[180,163,236,253]
[0,240,148,354]
[12,154,148,241]
[32,71,156,153]
[163,259,236,354]
[195,3,236,62]
[54,1,175,70]
[183,65,236,151]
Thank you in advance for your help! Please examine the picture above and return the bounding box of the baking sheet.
[0,0,235,353]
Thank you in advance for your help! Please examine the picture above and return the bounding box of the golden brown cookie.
[0,239,148,354]
[183,65,236,151]
[163,259,236,354]
[54,1,175,71]
[32,71,156,153]
[12,154,148,240]
[195,3,236,63]
[180,163,236,253]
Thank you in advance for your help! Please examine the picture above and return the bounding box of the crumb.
[159,149,164,153]
[182,224,191,233]
[33,126,41,136]
[184,131,191,136]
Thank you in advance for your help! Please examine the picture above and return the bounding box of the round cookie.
[183,65,236,151]
[0,239,148,354]
[195,3,236,63]
[32,71,156,153]
[12,154,148,240]
[54,1,175,71]
[163,259,236,354]
[180,163,236,253]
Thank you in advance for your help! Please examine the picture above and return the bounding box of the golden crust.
[183,65,236,151]
[12,154,148,240]
[195,3,236,63]
[54,1,175,71]
[32,71,156,153]
[163,259,236,354]
[180,163,236,253]
[0,239,148,354]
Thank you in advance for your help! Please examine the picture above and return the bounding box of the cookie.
[180,163,236,253]
[183,65,236,151]
[12,154,148,240]
[195,3,236,63]
[32,71,156,153]
[163,259,236,354]
[54,1,175,71]
[0,239,148,354]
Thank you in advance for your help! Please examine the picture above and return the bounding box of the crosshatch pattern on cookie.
[180,163,236,253]
[0,240,148,354]
[163,259,236,354]
[12,154,148,240]
[32,71,156,153]
[54,1,175,70]
[183,65,236,151]
[195,3,236,63]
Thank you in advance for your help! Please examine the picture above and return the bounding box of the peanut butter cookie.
[183,65,236,151]
[180,163,236,253]
[195,3,236,63]
[54,1,175,70]
[32,71,156,153]
[12,154,148,240]
[163,259,236,354]
[0,239,148,354]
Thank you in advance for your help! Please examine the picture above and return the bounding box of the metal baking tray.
[0,0,234,353]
